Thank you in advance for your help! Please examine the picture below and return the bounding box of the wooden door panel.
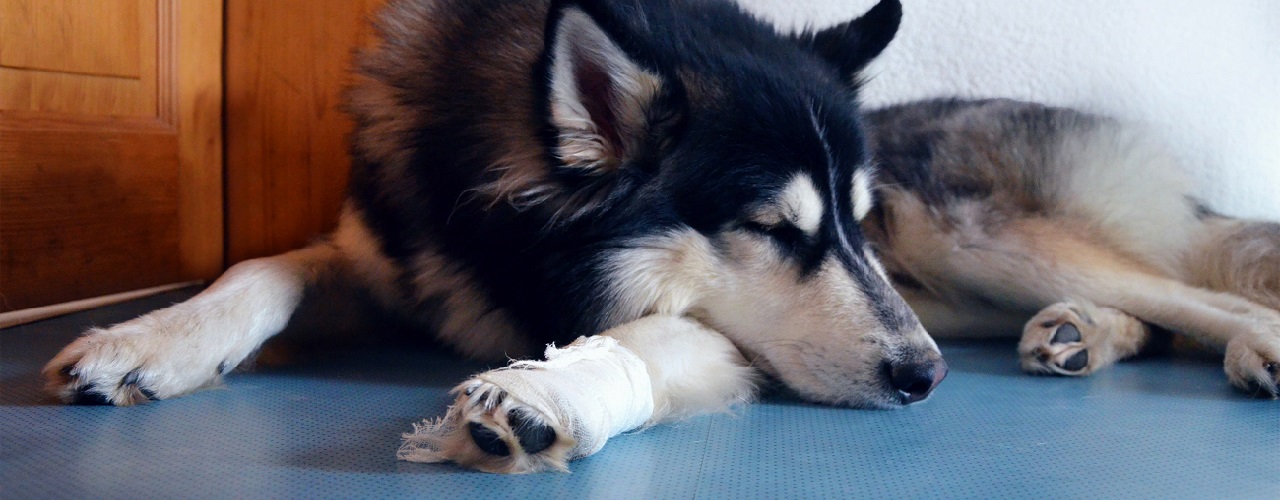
[0,0,144,78]
[1,124,181,307]
[0,0,158,117]
[0,0,222,312]
[224,0,385,263]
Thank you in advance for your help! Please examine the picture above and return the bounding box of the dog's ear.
[546,4,666,176]
[794,0,901,85]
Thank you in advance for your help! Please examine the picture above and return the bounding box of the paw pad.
[462,384,561,460]
[509,410,557,455]
[1060,349,1090,372]
[468,422,511,456]
[1051,324,1081,344]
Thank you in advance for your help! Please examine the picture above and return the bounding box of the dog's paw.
[1019,302,1145,376]
[43,313,230,406]
[1224,329,1280,398]
[399,335,655,472]
[399,378,575,474]
[458,380,571,466]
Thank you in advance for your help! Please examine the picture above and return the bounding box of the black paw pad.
[468,422,511,456]
[509,410,557,455]
[70,386,112,406]
[1061,349,1089,372]
[1051,324,1081,344]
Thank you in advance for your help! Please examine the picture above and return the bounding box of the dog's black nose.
[889,358,948,404]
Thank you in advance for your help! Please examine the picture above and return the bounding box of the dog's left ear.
[546,5,666,176]
[794,0,901,85]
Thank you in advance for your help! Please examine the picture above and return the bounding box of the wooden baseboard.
[0,281,202,329]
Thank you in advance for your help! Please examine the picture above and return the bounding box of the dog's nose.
[889,358,948,404]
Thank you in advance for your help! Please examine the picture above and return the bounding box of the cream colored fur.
[44,243,345,405]
[886,120,1280,397]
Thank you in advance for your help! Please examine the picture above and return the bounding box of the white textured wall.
[737,0,1280,219]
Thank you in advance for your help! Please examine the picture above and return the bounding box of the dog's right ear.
[545,4,666,177]
[793,0,901,85]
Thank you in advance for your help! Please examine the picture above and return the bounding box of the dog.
[862,97,1280,394]
[44,0,942,474]
[42,0,1280,475]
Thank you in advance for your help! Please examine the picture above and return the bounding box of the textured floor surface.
[2,289,1277,499]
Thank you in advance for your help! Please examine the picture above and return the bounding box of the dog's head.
[535,0,944,408]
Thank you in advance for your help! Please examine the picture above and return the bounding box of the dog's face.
[541,0,944,407]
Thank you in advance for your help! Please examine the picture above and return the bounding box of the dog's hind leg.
[966,253,1280,396]
[1094,273,1280,397]
[43,233,353,406]
[884,198,1280,396]
[1188,217,1280,312]
[398,316,757,473]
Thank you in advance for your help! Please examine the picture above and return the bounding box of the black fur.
[791,0,902,84]
[347,0,907,345]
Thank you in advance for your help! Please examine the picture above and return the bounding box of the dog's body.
[48,0,944,473]
[42,0,1279,475]
[863,98,1280,389]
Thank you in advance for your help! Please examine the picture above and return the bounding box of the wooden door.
[0,0,224,311]
[224,0,384,264]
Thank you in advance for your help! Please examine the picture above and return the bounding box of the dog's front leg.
[42,243,345,405]
[398,316,758,473]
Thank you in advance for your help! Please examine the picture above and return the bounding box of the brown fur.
[347,1,553,209]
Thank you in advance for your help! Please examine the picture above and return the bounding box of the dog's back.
[865,99,1198,285]
[866,98,1279,310]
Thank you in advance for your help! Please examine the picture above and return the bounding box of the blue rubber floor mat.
[2,289,1277,499]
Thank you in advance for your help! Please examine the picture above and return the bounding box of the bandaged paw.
[398,335,654,473]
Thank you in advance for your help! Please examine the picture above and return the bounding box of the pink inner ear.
[572,46,622,159]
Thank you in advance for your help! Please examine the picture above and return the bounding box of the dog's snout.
[888,357,948,404]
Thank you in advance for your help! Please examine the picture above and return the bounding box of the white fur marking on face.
[852,168,875,221]
[779,175,824,235]
[809,103,854,251]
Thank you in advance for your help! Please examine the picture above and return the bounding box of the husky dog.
[864,98,1280,398]
[45,0,943,473]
